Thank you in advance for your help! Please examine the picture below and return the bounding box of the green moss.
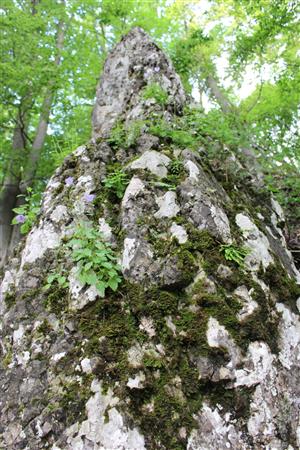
[64,278,259,449]
[73,292,143,388]
[43,286,69,316]
[215,266,247,292]
[189,271,281,354]
[184,227,216,252]
[258,261,300,314]
[59,376,92,425]
[125,356,195,449]
[2,348,13,368]
[4,291,16,309]
[185,281,241,349]
[200,380,255,419]
[176,249,198,287]
[36,319,52,335]
[119,284,238,448]
[16,287,42,315]
[212,270,281,353]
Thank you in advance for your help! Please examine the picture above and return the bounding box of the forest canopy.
[0,0,299,262]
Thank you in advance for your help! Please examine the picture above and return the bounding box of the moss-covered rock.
[0,26,299,450]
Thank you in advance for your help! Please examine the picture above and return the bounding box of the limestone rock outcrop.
[1,27,300,450]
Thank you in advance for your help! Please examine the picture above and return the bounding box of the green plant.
[142,82,169,106]
[143,353,164,369]
[219,243,250,267]
[12,187,41,234]
[126,120,144,147]
[149,119,197,148]
[169,158,184,175]
[104,169,129,199]
[150,180,177,191]
[44,271,69,290]
[67,223,122,297]
[107,120,143,149]
[107,121,127,149]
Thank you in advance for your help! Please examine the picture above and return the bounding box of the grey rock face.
[1,27,300,450]
[92,27,186,138]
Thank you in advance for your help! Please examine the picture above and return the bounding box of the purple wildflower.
[154,66,160,72]
[65,176,74,186]
[84,193,95,203]
[15,214,26,224]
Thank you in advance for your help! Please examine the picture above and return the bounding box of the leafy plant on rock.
[67,223,122,297]
[169,158,184,176]
[107,121,127,149]
[142,82,169,106]
[150,180,177,191]
[107,120,143,149]
[103,169,129,199]
[44,271,69,290]
[12,187,41,234]
[219,243,250,268]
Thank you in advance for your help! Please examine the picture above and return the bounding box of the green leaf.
[58,276,66,285]
[84,262,93,271]
[96,281,106,297]
[107,277,119,291]
[84,271,98,286]
[47,274,57,283]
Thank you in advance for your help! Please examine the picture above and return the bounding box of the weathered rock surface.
[92,27,186,138]
[1,27,300,450]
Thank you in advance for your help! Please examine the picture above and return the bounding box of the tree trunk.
[21,10,65,189]
[205,74,233,114]
[0,115,27,268]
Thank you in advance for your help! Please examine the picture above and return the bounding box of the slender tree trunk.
[21,11,65,189]
[205,75,233,114]
[0,120,27,267]
[197,80,204,110]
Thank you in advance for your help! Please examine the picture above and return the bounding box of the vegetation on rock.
[0,7,299,450]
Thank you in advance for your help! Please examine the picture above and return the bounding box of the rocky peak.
[92,26,186,138]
